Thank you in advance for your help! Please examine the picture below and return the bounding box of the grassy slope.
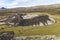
[0,13,60,37]
[0,4,60,16]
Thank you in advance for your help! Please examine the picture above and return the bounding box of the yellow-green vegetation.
[0,12,60,37]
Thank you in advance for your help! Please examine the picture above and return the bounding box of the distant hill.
[0,4,60,15]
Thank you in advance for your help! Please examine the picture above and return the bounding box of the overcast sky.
[0,0,60,8]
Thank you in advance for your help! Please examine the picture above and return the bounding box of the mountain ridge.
[0,4,60,15]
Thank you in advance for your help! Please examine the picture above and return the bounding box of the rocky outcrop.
[14,35,60,40]
[0,14,56,26]
[0,31,14,40]
[19,14,55,26]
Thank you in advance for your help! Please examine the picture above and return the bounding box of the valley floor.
[0,12,60,37]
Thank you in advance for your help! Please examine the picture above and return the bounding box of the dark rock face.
[3,13,55,26]
[19,15,54,26]
[6,13,26,26]
[0,31,14,40]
